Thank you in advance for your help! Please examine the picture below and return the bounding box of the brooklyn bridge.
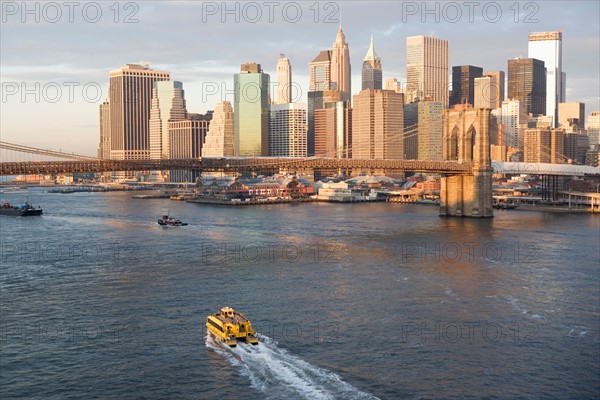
[0,155,474,176]
[2,109,600,217]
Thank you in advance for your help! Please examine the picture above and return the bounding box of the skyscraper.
[450,65,483,106]
[384,78,403,94]
[588,111,600,146]
[507,58,546,116]
[558,102,585,128]
[362,35,382,90]
[309,50,332,92]
[417,101,443,160]
[169,113,212,182]
[149,80,187,160]
[528,31,564,127]
[308,27,351,155]
[483,71,505,109]
[314,101,352,159]
[330,25,351,103]
[352,89,404,159]
[234,63,270,156]
[562,122,589,164]
[108,63,171,160]
[523,127,564,163]
[275,54,292,104]
[403,102,419,159]
[406,35,449,107]
[98,100,110,160]
[474,76,495,109]
[308,50,332,156]
[501,99,527,148]
[268,103,307,157]
[202,101,235,157]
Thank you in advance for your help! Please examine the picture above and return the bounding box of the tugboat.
[206,307,259,347]
[157,214,188,226]
[0,201,43,216]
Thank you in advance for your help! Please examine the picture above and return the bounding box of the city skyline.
[1,1,599,155]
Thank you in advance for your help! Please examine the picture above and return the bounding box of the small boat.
[157,214,188,226]
[0,200,43,216]
[0,187,28,194]
[170,191,197,201]
[494,203,518,210]
[206,307,259,347]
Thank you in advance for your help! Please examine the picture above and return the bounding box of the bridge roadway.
[492,162,600,177]
[3,158,599,177]
[0,157,474,175]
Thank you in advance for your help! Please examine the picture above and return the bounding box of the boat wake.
[205,334,379,400]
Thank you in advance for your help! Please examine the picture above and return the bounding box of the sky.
[1,0,599,156]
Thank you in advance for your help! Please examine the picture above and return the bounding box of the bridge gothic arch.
[440,108,493,217]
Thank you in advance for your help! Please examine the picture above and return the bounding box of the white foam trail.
[206,334,379,400]
[567,326,587,338]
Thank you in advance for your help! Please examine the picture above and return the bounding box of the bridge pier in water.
[439,108,493,218]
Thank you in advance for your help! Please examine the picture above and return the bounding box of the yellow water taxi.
[206,307,259,347]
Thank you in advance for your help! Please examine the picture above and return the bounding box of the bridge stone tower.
[440,108,493,217]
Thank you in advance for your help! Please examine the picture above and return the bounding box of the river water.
[1,188,598,399]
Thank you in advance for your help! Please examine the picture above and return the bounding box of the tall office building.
[331,25,351,103]
[149,81,187,160]
[268,103,307,157]
[558,102,585,128]
[403,102,419,159]
[352,90,404,159]
[524,127,564,163]
[309,50,332,91]
[528,32,564,127]
[307,50,333,156]
[98,100,111,159]
[169,113,211,182]
[362,36,382,90]
[483,71,505,108]
[507,58,546,116]
[385,78,403,94]
[275,54,292,104]
[314,101,352,159]
[450,65,483,106]
[108,63,171,160]
[587,111,600,146]
[406,35,449,107]
[308,27,351,155]
[417,101,443,160]
[234,63,270,156]
[501,99,527,148]
[528,115,553,129]
[474,76,495,109]
[202,101,235,157]
[562,124,589,164]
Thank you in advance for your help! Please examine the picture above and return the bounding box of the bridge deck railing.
[1,157,475,175]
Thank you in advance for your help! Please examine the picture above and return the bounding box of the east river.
[1,188,598,399]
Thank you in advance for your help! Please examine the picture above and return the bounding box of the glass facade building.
[234,63,270,156]
[528,32,563,127]
[450,65,483,107]
[507,58,547,117]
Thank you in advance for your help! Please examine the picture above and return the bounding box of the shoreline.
[510,204,599,214]
[3,186,599,214]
